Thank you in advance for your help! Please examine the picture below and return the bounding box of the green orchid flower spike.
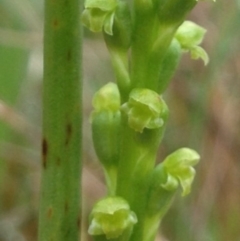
[88,197,138,240]
[175,21,209,65]
[121,88,168,133]
[161,147,200,196]
[81,0,117,35]
[38,0,217,240]
[79,0,216,240]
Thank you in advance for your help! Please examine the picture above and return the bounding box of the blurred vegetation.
[0,0,239,241]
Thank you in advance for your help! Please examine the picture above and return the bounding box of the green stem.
[157,0,197,25]
[143,198,174,241]
[130,0,197,91]
[38,1,82,241]
[116,117,166,241]
[130,7,158,89]
[108,48,131,103]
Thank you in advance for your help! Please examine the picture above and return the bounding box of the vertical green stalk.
[116,120,166,241]
[38,1,82,241]
[80,1,214,241]
[130,1,157,89]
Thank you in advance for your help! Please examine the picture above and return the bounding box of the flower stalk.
[81,0,215,240]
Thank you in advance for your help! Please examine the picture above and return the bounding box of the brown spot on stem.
[77,216,81,228]
[67,49,72,61]
[64,201,69,213]
[56,157,61,166]
[52,19,59,28]
[42,138,48,169]
[65,123,72,146]
[47,207,53,218]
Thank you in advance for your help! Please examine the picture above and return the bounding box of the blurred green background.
[0,1,239,241]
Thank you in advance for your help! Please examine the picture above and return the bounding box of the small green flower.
[161,148,200,196]
[88,197,137,239]
[81,0,117,35]
[175,21,209,65]
[121,89,168,133]
[92,82,120,114]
